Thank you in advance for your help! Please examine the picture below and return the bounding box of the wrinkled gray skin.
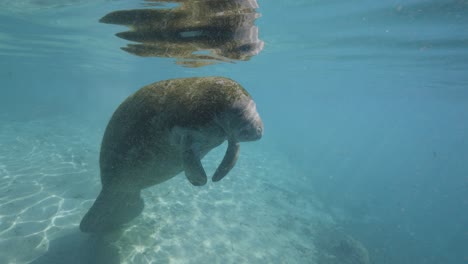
[80,77,263,234]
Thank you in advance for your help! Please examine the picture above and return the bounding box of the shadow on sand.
[30,230,120,264]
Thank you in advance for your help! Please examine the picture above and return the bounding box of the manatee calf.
[80,77,263,233]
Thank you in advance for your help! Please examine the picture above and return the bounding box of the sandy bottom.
[0,116,370,264]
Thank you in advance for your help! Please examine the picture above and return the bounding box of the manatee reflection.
[100,0,263,67]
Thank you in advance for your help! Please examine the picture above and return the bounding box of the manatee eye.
[232,110,245,121]
[237,44,253,53]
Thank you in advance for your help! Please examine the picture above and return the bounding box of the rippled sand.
[0,116,367,264]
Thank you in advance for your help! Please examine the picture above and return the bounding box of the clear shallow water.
[1,0,467,263]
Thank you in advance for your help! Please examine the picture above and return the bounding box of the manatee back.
[139,77,251,128]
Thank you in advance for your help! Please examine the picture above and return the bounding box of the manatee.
[79,77,263,233]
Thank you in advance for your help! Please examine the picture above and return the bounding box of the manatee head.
[231,99,263,142]
[219,98,263,142]
[210,96,263,183]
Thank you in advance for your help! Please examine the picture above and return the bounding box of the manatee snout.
[237,118,263,142]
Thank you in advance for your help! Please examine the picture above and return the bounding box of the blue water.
[1,0,467,263]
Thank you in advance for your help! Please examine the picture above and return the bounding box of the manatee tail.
[80,189,144,234]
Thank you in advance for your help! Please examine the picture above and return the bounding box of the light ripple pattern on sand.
[0,116,100,264]
[0,116,368,264]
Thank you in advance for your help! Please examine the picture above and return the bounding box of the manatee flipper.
[182,135,208,186]
[212,139,240,182]
[79,189,144,234]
